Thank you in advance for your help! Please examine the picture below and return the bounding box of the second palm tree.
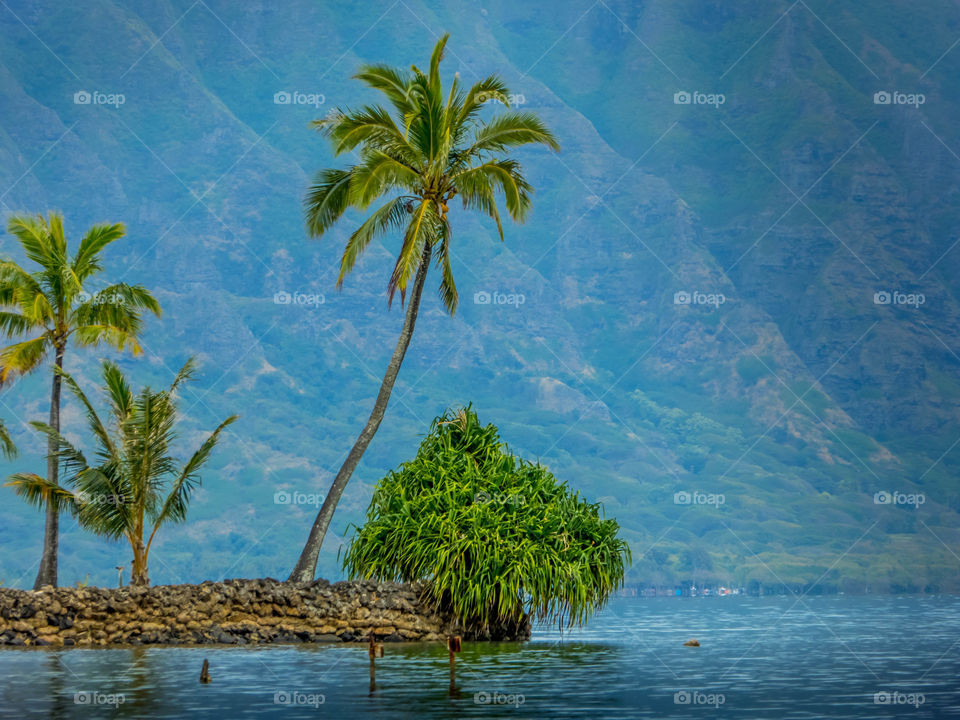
[289,34,559,582]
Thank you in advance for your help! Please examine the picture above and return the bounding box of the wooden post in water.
[447,635,461,695]
[368,633,383,694]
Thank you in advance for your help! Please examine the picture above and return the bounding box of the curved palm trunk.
[289,245,433,582]
[33,345,64,589]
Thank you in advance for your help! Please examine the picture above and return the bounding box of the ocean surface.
[1,595,958,718]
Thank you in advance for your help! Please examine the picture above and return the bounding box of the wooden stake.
[447,635,461,693]
[368,633,383,694]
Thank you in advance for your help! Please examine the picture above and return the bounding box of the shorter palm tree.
[5,359,237,586]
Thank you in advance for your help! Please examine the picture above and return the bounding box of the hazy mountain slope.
[0,0,957,591]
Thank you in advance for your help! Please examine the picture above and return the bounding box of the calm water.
[1,595,958,718]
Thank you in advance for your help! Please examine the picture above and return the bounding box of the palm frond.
[304,167,356,238]
[70,223,126,282]
[56,364,117,458]
[149,414,237,538]
[354,63,416,116]
[464,111,560,156]
[454,159,533,222]
[434,219,459,314]
[0,419,17,459]
[387,201,436,306]
[349,151,420,208]
[6,214,56,272]
[4,472,75,513]
[338,196,413,287]
[0,311,36,338]
[0,336,49,386]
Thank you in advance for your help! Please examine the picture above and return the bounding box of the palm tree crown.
[0,212,160,384]
[304,33,560,312]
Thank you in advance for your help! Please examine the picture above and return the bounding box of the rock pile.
[0,578,473,647]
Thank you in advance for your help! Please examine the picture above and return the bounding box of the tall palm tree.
[6,359,237,586]
[0,212,161,588]
[289,34,559,582]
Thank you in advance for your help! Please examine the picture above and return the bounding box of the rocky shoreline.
[0,578,527,647]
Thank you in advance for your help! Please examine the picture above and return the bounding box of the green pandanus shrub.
[343,406,630,636]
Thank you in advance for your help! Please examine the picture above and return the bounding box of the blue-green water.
[1,595,958,718]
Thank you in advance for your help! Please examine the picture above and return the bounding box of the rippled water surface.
[2,595,959,718]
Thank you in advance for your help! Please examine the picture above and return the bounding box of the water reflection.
[1,596,959,718]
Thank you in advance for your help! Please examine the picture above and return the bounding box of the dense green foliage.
[343,407,630,631]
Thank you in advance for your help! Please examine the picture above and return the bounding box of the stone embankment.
[0,578,475,647]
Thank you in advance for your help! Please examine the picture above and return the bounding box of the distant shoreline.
[617,584,952,597]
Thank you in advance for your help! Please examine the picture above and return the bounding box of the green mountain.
[1,0,958,592]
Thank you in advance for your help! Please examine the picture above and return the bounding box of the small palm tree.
[0,212,161,587]
[5,359,237,586]
[290,34,559,582]
[0,418,16,459]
